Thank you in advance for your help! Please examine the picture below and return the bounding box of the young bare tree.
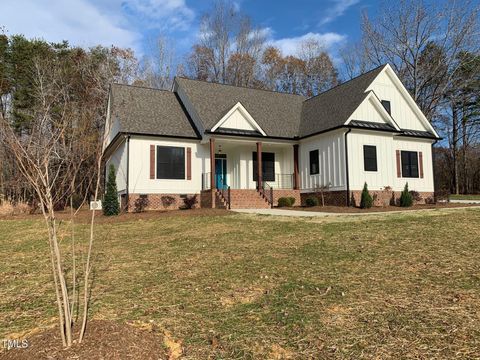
[0,54,106,346]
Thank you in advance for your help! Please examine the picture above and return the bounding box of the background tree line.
[1,0,479,206]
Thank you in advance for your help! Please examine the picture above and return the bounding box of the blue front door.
[215,157,227,189]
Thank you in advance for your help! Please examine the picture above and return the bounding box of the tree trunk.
[452,105,460,195]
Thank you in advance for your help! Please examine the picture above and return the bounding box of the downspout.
[344,129,352,206]
[431,138,438,199]
[125,134,130,211]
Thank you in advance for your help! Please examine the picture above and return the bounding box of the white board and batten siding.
[349,95,389,125]
[367,70,430,132]
[347,130,434,192]
[105,139,127,194]
[299,129,347,192]
[128,136,207,194]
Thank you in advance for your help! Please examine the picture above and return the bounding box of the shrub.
[425,196,435,204]
[400,183,413,207]
[103,164,120,216]
[182,195,198,209]
[409,190,422,202]
[0,201,14,216]
[0,200,31,216]
[288,197,296,206]
[134,196,149,213]
[15,202,32,214]
[360,182,373,209]
[161,195,176,209]
[305,196,319,207]
[390,192,396,206]
[278,197,294,207]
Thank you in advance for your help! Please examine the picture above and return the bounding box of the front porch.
[200,137,301,209]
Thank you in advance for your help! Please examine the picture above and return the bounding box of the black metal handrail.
[259,181,274,208]
[273,173,294,189]
[217,175,230,209]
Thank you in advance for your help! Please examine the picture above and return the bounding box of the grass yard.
[1,208,480,359]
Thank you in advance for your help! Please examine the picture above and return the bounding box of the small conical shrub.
[399,183,413,207]
[360,182,373,209]
[103,164,120,216]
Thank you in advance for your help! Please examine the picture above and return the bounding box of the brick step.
[228,189,271,209]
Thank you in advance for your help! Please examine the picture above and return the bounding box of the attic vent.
[381,100,391,115]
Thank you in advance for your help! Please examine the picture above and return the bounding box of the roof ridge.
[112,82,173,93]
[303,64,388,103]
[175,76,307,98]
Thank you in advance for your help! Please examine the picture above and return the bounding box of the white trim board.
[210,102,267,136]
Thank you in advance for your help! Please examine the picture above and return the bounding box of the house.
[103,64,440,210]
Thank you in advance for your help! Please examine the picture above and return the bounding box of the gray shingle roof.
[299,65,387,137]
[108,64,437,141]
[175,77,306,138]
[110,83,199,138]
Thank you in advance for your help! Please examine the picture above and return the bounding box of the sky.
[0,0,376,64]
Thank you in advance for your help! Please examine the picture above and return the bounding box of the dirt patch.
[0,320,167,360]
[220,287,267,307]
[284,203,479,213]
[0,208,232,223]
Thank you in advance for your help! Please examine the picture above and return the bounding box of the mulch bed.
[0,208,232,223]
[284,202,480,213]
[0,320,167,360]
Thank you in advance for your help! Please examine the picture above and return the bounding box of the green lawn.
[1,209,480,358]
[450,194,480,200]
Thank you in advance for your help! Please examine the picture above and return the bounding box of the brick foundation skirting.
[301,190,435,207]
[200,190,215,208]
[349,190,434,207]
[301,191,348,207]
[128,193,199,211]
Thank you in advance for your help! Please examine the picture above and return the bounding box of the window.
[156,146,185,179]
[363,145,377,171]
[381,100,391,115]
[401,151,419,178]
[310,150,319,175]
[252,152,275,182]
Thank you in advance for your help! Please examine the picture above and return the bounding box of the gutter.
[344,129,352,206]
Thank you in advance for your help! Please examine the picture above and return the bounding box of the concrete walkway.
[233,208,332,217]
[449,199,480,204]
[233,206,480,217]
